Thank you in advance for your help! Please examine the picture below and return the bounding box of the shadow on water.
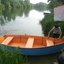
[25,53,60,64]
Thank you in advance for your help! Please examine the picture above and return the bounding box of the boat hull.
[0,43,64,56]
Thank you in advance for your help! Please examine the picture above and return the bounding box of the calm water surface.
[0,10,45,36]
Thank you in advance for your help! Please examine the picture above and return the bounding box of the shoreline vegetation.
[40,0,64,36]
[0,45,27,64]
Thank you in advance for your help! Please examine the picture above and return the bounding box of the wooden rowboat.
[0,35,64,56]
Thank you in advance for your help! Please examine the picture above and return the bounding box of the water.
[0,10,46,36]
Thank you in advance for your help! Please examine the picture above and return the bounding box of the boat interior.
[0,35,64,48]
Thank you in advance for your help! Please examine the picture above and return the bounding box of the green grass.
[0,45,26,64]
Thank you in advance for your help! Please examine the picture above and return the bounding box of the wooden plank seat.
[1,37,14,45]
[25,38,34,48]
[46,39,54,46]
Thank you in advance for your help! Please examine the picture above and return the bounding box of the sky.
[30,0,48,4]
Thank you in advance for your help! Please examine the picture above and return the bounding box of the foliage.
[40,0,64,36]
[48,0,64,11]
[40,13,54,36]
[0,45,26,64]
[1,0,32,10]
[0,0,33,25]
[0,3,4,15]
[33,2,47,11]
[0,3,4,10]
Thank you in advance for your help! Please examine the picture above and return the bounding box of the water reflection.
[29,10,44,20]
[0,10,45,36]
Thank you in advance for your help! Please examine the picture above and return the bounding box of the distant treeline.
[0,0,33,12]
[33,2,47,11]
[0,0,34,25]
[0,0,47,12]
